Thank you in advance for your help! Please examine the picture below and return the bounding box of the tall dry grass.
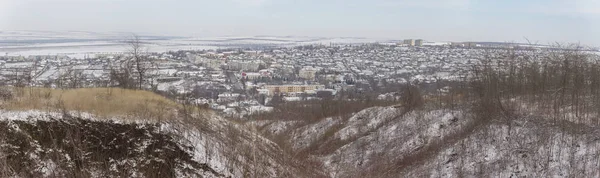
[1,87,179,121]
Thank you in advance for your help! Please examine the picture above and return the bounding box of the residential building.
[264,85,325,95]
[403,39,415,46]
[225,60,262,71]
[415,39,423,46]
[299,67,318,80]
[194,57,223,70]
[217,93,241,102]
[242,72,262,80]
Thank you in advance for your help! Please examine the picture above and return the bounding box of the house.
[263,85,324,96]
[299,67,319,80]
[217,93,241,102]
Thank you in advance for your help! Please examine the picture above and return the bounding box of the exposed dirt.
[0,115,224,178]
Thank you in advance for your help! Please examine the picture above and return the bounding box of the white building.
[263,85,325,96]
[243,72,262,80]
[225,60,262,71]
[217,93,241,103]
[299,67,319,80]
[195,57,223,70]
[257,89,270,95]
[403,39,415,46]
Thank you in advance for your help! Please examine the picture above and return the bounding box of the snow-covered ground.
[0,109,321,178]
[3,100,600,177]
[256,105,600,178]
[0,31,391,59]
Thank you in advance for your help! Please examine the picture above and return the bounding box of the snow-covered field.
[0,31,389,59]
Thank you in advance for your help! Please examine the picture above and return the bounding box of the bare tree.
[109,62,134,89]
[128,35,152,90]
[110,35,155,90]
[400,83,424,111]
[57,68,84,89]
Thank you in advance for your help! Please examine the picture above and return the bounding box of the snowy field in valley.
[0,31,389,59]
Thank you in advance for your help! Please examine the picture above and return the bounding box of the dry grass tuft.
[1,87,179,121]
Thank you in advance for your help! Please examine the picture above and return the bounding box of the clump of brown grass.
[2,87,179,121]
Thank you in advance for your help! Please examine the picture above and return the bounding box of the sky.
[1,0,599,45]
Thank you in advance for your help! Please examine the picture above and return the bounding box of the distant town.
[0,38,595,118]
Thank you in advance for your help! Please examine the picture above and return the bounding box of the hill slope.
[0,109,322,178]
[257,106,600,177]
[5,87,599,177]
[0,88,323,178]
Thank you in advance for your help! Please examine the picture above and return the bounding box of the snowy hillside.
[256,106,600,177]
[0,110,320,178]
[403,117,600,177]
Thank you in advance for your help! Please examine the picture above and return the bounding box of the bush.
[400,84,424,111]
[0,87,13,101]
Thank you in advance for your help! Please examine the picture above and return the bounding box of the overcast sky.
[1,0,599,45]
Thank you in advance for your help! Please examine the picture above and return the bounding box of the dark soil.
[0,115,223,178]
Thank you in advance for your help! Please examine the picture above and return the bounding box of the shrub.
[0,87,13,101]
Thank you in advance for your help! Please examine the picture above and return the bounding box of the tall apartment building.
[404,39,423,46]
[415,39,423,46]
[403,39,415,46]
